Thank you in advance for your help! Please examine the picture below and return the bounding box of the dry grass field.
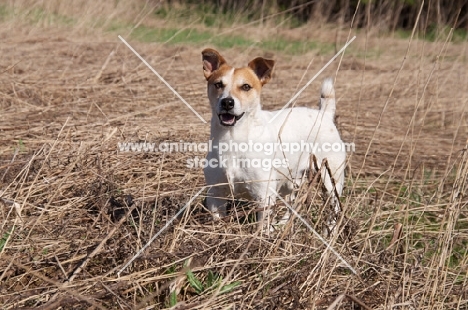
[0,1,467,309]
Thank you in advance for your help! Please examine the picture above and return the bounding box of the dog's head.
[202,48,275,127]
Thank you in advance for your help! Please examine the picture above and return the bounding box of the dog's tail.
[319,78,336,116]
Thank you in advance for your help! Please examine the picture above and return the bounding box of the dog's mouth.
[218,113,245,126]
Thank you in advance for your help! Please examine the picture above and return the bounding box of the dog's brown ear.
[248,57,275,85]
[202,48,227,80]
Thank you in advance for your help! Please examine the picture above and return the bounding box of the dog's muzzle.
[218,97,244,126]
[218,112,245,126]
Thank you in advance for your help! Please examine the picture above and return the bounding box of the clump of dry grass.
[1,1,467,309]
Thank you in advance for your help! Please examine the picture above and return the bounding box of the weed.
[0,4,9,22]
[130,25,328,55]
[17,139,27,153]
[168,290,177,307]
[183,261,241,295]
[0,231,10,251]
[397,25,468,43]
[24,8,75,26]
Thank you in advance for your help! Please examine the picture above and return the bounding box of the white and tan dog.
[202,48,346,231]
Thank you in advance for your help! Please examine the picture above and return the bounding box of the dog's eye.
[241,84,252,91]
[214,82,224,89]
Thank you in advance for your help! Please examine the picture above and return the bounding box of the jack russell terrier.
[202,48,346,233]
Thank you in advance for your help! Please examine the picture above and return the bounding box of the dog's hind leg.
[320,157,345,236]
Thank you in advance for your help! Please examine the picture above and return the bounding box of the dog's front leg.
[204,149,230,219]
[254,184,278,232]
[205,186,229,219]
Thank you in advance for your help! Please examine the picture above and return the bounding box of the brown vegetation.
[0,1,467,309]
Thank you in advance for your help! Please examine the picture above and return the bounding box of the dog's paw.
[210,211,223,221]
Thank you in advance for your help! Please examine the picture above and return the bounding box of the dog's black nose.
[220,98,235,110]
